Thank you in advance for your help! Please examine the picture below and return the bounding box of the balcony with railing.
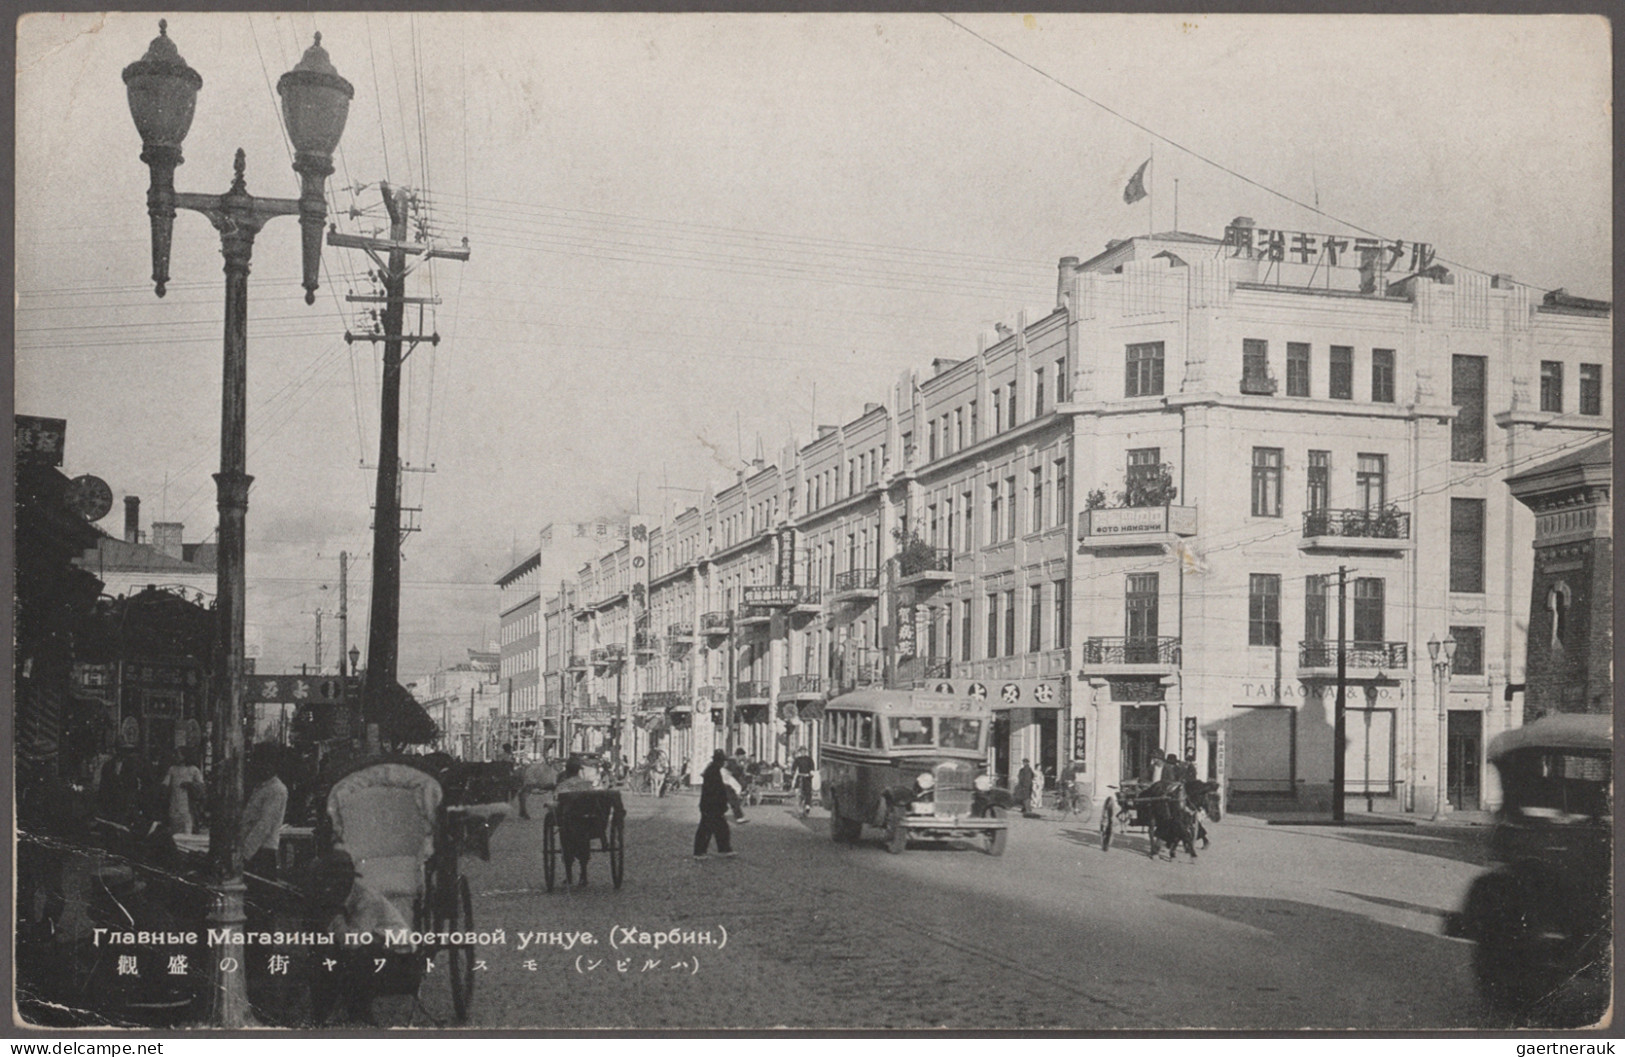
[735,680,771,704]
[633,630,658,654]
[897,547,954,588]
[701,611,731,635]
[735,603,774,627]
[833,648,884,693]
[566,654,588,671]
[779,673,825,699]
[1082,636,1182,672]
[1298,640,1409,675]
[831,568,880,603]
[1077,505,1199,550]
[894,654,952,685]
[589,647,609,666]
[667,621,695,640]
[1240,369,1278,396]
[1300,507,1413,552]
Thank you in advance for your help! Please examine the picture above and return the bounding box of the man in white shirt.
[238,743,288,879]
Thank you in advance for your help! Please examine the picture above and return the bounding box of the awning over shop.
[365,681,439,746]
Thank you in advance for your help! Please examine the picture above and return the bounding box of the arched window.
[1547,581,1572,649]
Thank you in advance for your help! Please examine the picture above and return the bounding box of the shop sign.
[776,528,796,586]
[243,674,347,704]
[15,415,66,466]
[121,662,200,688]
[1183,716,1198,761]
[1072,717,1088,768]
[1080,506,1197,539]
[1240,682,1406,702]
[1224,223,1436,272]
[743,584,813,607]
[923,677,1064,709]
[896,604,916,657]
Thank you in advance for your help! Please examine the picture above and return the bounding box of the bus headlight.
[973,775,992,792]
[914,772,936,790]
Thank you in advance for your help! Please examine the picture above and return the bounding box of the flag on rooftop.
[1124,158,1150,204]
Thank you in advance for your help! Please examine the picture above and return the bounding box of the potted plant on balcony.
[892,527,939,578]
[1371,504,1403,539]
[1116,463,1179,508]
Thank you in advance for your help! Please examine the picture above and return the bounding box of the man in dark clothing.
[694,750,742,858]
[725,748,749,823]
[790,748,816,816]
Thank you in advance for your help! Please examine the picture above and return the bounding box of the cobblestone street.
[405,794,1499,1030]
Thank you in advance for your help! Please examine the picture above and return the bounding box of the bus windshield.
[888,716,934,747]
[938,717,983,751]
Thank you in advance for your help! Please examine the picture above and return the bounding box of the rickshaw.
[1097,779,1152,851]
[541,788,626,892]
[323,757,498,1024]
[1447,714,1611,1026]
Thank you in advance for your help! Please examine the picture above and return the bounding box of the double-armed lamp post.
[1428,634,1458,818]
[124,20,351,1027]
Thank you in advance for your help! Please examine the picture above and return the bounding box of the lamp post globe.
[122,20,201,297]
[277,33,354,302]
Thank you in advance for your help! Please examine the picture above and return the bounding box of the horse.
[1141,779,1198,861]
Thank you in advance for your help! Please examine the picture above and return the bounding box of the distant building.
[408,648,500,758]
[1506,438,1612,720]
[77,495,217,601]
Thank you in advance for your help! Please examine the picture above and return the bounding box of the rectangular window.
[1286,342,1311,397]
[986,594,999,659]
[1053,579,1068,649]
[1450,498,1486,593]
[1329,346,1354,400]
[1449,626,1485,676]
[961,601,973,661]
[1452,354,1487,461]
[1304,575,1327,643]
[992,387,1003,433]
[1029,586,1043,653]
[1006,384,1018,429]
[1125,573,1159,644]
[1126,448,1162,497]
[944,497,956,551]
[962,491,974,549]
[1540,360,1564,413]
[1055,357,1068,402]
[1307,451,1330,512]
[988,482,1002,543]
[1005,475,1018,540]
[1356,453,1387,510]
[955,408,965,451]
[1054,459,1068,527]
[1030,467,1045,534]
[927,504,939,547]
[1579,363,1602,416]
[1242,339,1272,394]
[1003,589,1016,656]
[928,421,939,462]
[1034,367,1046,417]
[969,400,978,441]
[1251,447,1283,517]
[1126,341,1165,398]
[1353,577,1384,643]
[1371,348,1395,403]
[1249,574,1281,647]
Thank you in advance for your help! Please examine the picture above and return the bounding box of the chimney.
[1057,256,1079,307]
[151,522,184,560]
[124,496,140,544]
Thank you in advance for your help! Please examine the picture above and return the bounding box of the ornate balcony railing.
[1240,370,1278,396]
[1083,636,1182,665]
[896,655,952,683]
[735,680,771,702]
[779,673,824,697]
[701,611,731,634]
[1302,507,1411,540]
[633,631,658,653]
[736,604,774,623]
[566,654,588,669]
[667,622,694,639]
[589,647,608,665]
[834,568,879,593]
[1298,640,1409,669]
[897,547,953,578]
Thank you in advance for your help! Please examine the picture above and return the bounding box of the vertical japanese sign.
[1072,717,1088,769]
[776,528,796,585]
[1183,716,1198,761]
[15,415,66,466]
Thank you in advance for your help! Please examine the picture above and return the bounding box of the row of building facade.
[496,219,1611,813]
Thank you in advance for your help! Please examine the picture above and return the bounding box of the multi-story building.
[496,520,623,759]
[518,217,1610,813]
[406,648,499,758]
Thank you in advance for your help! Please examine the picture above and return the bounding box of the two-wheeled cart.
[541,789,626,892]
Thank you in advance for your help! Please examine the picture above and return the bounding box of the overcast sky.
[14,12,1611,680]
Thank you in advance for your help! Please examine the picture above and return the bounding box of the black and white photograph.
[11,10,1613,1034]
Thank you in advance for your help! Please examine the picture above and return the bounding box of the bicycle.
[1053,782,1094,822]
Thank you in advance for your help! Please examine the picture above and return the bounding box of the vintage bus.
[820,689,1009,855]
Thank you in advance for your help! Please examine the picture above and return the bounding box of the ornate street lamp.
[1427,634,1457,818]
[124,20,351,1028]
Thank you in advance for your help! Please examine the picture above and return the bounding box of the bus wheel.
[885,809,909,854]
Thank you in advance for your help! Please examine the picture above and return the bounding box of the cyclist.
[790,746,816,816]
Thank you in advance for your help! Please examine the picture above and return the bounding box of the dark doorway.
[1036,711,1058,787]
[1447,710,1482,810]
[992,713,1011,786]
[1121,705,1161,782]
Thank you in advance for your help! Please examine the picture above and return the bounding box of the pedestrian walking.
[790,746,816,816]
[239,742,288,880]
[1014,758,1035,816]
[693,750,742,858]
[725,747,750,823]
[551,761,597,885]
[162,749,205,835]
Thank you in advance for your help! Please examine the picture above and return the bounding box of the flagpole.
[1148,143,1154,237]
[1174,178,1179,232]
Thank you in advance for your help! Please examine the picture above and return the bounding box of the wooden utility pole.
[328,184,468,743]
[1333,565,1349,823]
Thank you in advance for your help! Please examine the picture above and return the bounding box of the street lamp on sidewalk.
[1427,634,1457,819]
[124,20,351,1027]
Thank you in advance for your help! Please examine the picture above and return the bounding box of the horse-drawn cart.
[541,789,626,892]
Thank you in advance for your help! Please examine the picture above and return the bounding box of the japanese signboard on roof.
[243,674,347,704]
[15,415,66,466]
[919,677,1065,709]
[1225,223,1435,273]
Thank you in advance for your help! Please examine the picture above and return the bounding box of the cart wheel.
[1074,792,1095,824]
[608,813,625,890]
[885,808,908,855]
[447,875,474,1023]
[985,807,1008,856]
[542,812,558,893]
